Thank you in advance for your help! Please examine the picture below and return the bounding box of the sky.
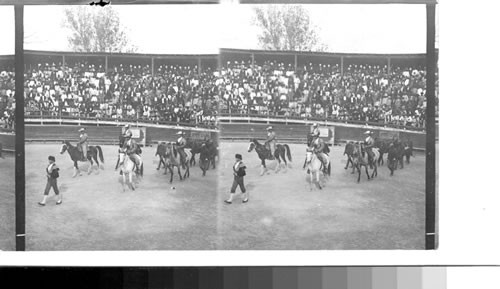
[0,4,436,55]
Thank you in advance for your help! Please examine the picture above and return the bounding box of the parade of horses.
[24,124,220,250]
[216,122,426,250]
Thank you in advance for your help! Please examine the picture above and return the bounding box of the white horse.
[118,149,141,191]
[305,148,330,190]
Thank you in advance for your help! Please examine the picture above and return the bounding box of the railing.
[24,110,219,131]
[218,111,427,133]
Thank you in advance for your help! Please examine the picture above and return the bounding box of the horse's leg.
[168,166,174,183]
[275,156,281,173]
[344,157,349,170]
[365,165,370,180]
[73,161,81,177]
[87,158,93,175]
[129,172,135,190]
[156,157,161,170]
[177,166,183,181]
[357,166,361,183]
[260,159,266,176]
[317,172,322,190]
[183,163,189,179]
[351,158,355,174]
[122,172,127,192]
[309,169,314,191]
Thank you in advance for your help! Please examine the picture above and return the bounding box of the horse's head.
[60,141,68,154]
[165,142,175,157]
[248,141,256,152]
[118,148,127,163]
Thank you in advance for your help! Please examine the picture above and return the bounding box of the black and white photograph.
[0,0,440,252]
[21,4,221,250]
[216,3,437,249]
[0,5,15,251]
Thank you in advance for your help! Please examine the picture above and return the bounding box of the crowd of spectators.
[24,61,219,127]
[218,59,438,129]
[0,68,15,131]
[3,54,440,131]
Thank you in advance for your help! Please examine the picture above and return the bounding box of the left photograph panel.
[23,4,221,250]
[0,5,15,251]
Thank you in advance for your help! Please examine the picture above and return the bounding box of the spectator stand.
[218,48,438,132]
[23,50,219,128]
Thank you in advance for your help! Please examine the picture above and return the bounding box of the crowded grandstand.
[218,49,438,131]
[0,59,15,131]
[1,49,439,131]
[1,51,220,128]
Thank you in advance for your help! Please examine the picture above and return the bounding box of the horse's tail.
[284,144,292,161]
[96,146,104,163]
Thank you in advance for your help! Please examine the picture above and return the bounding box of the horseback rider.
[310,123,320,145]
[264,126,277,159]
[309,132,329,174]
[176,131,188,169]
[123,124,132,139]
[78,128,88,161]
[124,135,141,172]
[363,130,375,168]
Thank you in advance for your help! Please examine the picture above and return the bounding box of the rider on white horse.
[78,128,88,161]
[124,138,141,172]
[309,133,329,174]
[264,126,277,159]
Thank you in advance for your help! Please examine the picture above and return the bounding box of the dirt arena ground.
[0,154,15,251]
[216,142,426,250]
[25,144,218,250]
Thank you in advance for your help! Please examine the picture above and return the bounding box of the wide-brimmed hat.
[312,123,318,127]
[266,126,273,131]
[176,131,185,135]
[78,128,85,132]
[364,131,372,135]
[124,124,130,128]
[48,155,55,162]
[235,154,242,160]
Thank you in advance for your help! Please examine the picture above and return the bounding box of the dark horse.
[189,139,218,169]
[352,143,380,183]
[403,140,414,164]
[374,138,390,166]
[343,141,356,174]
[60,140,104,177]
[387,143,403,176]
[248,138,292,176]
[199,143,211,177]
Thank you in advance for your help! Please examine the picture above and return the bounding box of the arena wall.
[25,124,218,146]
[220,122,427,150]
[0,132,15,152]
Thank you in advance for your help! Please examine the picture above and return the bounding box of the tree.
[253,5,328,52]
[62,6,137,53]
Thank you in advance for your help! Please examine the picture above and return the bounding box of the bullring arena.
[216,121,430,250]
[24,121,219,250]
[0,132,15,251]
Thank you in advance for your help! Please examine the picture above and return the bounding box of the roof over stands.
[24,50,218,59]
[220,48,436,59]
[0,0,437,5]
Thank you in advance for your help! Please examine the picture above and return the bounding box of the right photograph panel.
[216,3,437,249]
